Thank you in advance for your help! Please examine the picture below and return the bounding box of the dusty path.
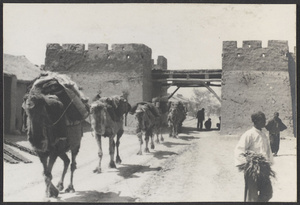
[3,118,297,202]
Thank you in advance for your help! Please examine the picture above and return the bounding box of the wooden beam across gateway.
[152,69,222,87]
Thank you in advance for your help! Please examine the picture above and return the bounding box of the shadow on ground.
[152,150,178,160]
[161,141,190,148]
[197,128,220,132]
[276,154,297,157]
[117,164,162,179]
[58,190,137,202]
[180,126,198,134]
[179,135,200,141]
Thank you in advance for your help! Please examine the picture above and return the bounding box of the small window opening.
[237,53,241,57]
[126,55,130,59]
[262,53,266,58]
[248,44,251,48]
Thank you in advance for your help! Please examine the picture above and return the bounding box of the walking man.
[196,108,205,130]
[265,112,287,156]
[234,111,274,202]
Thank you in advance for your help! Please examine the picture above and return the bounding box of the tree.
[191,88,221,117]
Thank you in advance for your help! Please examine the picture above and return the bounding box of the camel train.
[22,71,187,199]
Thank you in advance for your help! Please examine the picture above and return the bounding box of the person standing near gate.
[234,111,274,202]
[265,112,287,156]
[196,108,205,130]
[204,118,212,130]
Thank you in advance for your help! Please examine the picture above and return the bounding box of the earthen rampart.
[44,43,166,127]
[221,40,295,137]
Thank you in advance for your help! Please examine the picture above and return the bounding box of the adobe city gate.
[152,69,222,102]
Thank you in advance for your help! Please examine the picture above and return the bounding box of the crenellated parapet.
[221,40,295,136]
[152,56,167,70]
[45,43,152,71]
[222,40,289,71]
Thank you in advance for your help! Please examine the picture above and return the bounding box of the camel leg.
[169,123,174,138]
[160,127,164,142]
[156,132,160,144]
[116,129,123,164]
[174,124,178,138]
[65,146,80,193]
[56,153,70,191]
[150,130,155,149]
[109,136,116,168]
[93,133,103,174]
[42,153,59,198]
[137,132,143,155]
[144,131,150,153]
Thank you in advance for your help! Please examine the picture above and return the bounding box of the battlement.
[223,40,289,51]
[45,43,153,71]
[152,56,167,70]
[47,43,151,53]
[222,40,290,71]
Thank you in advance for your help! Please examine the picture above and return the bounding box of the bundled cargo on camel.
[29,71,90,122]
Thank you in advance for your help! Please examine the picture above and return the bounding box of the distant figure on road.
[265,112,287,156]
[234,111,274,202]
[204,118,212,130]
[196,108,205,130]
[216,116,221,130]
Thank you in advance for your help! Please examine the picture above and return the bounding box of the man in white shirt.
[234,111,273,202]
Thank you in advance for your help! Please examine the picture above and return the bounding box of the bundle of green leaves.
[237,151,276,182]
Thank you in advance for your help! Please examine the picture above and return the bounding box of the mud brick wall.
[44,43,167,127]
[152,56,168,98]
[221,40,295,137]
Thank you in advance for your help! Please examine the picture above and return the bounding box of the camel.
[23,71,89,199]
[152,97,169,143]
[167,101,187,138]
[129,102,161,155]
[24,92,83,198]
[90,94,131,173]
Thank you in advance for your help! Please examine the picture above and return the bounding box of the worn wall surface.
[4,74,18,134]
[16,82,30,131]
[221,40,295,137]
[152,56,169,98]
[44,43,166,126]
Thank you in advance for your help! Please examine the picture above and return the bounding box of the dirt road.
[3,118,297,202]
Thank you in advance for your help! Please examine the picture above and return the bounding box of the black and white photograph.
[3,3,297,202]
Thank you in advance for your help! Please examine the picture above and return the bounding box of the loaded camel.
[129,101,161,155]
[23,72,89,198]
[167,101,187,138]
[90,92,131,173]
[152,97,169,143]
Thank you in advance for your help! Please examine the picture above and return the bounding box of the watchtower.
[221,40,296,136]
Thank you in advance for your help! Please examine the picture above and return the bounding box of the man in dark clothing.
[265,112,287,156]
[196,108,205,130]
[204,118,212,130]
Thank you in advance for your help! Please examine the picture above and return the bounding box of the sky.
[3,3,296,98]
